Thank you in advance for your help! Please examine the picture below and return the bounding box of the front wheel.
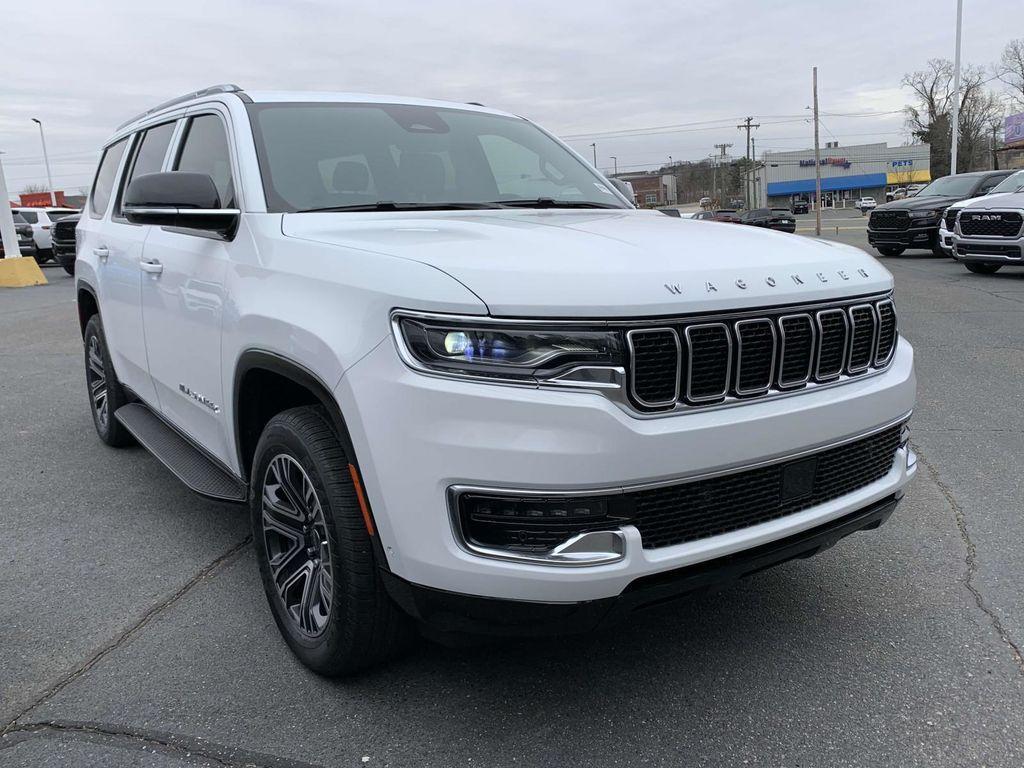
[83,315,134,447]
[964,262,1002,274]
[251,406,412,676]
[876,246,905,257]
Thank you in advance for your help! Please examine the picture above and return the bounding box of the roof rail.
[116,84,244,131]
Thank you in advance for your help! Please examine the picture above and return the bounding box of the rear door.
[77,135,161,405]
[139,109,238,466]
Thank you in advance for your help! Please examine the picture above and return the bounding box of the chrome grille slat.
[958,211,1023,238]
[625,297,897,412]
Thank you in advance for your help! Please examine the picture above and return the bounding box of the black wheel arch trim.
[76,279,101,337]
[233,349,390,568]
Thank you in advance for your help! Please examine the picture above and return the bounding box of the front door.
[140,112,238,467]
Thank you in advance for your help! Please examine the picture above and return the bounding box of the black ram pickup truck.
[868,170,1011,257]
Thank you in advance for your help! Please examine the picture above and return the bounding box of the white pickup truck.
[76,85,917,674]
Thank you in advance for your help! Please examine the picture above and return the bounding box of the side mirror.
[123,172,238,237]
[606,177,635,203]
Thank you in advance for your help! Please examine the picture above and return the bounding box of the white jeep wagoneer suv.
[76,85,916,674]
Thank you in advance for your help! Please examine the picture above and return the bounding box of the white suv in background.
[13,206,80,256]
[76,85,917,674]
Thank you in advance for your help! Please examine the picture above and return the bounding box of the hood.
[875,195,959,212]
[282,209,891,317]
[958,191,1024,211]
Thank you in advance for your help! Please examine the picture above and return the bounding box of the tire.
[251,406,412,675]
[931,243,948,258]
[964,262,1002,274]
[83,315,135,447]
[876,246,905,257]
[62,261,75,276]
[33,249,53,264]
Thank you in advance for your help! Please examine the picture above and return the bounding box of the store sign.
[799,158,851,169]
[891,159,914,168]
[1006,113,1024,148]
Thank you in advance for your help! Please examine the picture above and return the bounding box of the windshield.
[246,103,628,212]
[990,171,1024,194]
[46,210,78,221]
[915,175,980,197]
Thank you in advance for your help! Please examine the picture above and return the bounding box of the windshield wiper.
[491,198,622,209]
[296,201,505,213]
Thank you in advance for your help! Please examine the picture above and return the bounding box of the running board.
[115,403,247,502]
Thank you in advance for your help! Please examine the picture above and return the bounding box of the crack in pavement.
[911,439,1024,674]
[0,721,325,768]
[2,536,253,735]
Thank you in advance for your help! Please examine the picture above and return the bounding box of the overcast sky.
[2,0,1019,196]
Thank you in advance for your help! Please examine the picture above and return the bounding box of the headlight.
[393,313,624,383]
[909,209,940,220]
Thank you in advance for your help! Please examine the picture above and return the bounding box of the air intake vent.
[815,309,848,380]
[627,329,680,408]
[875,300,897,364]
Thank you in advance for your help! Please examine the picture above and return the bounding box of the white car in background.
[855,197,877,213]
[939,170,1024,257]
[12,206,80,256]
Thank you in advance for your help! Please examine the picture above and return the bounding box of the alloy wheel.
[87,335,109,431]
[261,454,334,637]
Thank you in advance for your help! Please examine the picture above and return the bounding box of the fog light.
[444,331,470,355]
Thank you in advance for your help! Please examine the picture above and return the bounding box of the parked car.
[791,199,809,214]
[855,197,877,213]
[13,206,80,260]
[950,190,1024,274]
[699,196,712,209]
[0,211,38,258]
[887,187,907,202]
[687,210,716,220]
[939,171,1024,258]
[51,213,80,275]
[867,170,1013,257]
[740,207,796,233]
[906,184,925,197]
[77,85,916,674]
[711,208,743,223]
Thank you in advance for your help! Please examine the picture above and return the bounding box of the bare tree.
[20,183,48,194]
[903,59,1004,175]
[996,38,1024,110]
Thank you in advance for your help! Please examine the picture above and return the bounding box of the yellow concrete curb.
[0,257,48,288]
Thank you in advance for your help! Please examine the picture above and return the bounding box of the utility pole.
[590,143,597,167]
[610,156,618,175]
[736,117,759,209]
[0,153,23,259]
[992,124,1000,170]
[31,118,56,206]
[813,66,822,237]
[713,143,732,206]
[950,0,963,175]
[751,136,758,208]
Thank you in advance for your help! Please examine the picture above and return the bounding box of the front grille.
[959,211,1023,238]
[625,296,897,412]
[632,423,903,549]
[870,210,910,231]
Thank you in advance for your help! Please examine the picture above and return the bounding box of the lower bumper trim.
[384,494,900,638]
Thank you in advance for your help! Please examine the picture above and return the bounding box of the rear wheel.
[964,262,1002,274]
[251,406,412,675]
[876,246,905,257]
[83,315,134,447]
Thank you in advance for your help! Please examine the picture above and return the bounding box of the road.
[2,240,1023,767]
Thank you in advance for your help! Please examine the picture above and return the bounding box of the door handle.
[93,246,109,262]
[139,258,163,275]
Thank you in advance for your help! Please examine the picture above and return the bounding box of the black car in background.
[868,170,1012,257]
[791,199,809,214]
[740,207,797,233]
[51,213,80,275]
[0,211,38,259]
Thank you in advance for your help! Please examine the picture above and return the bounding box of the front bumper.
[868,224,937,248]
[953,234,1024,263]
[52,239,76,266]
[338,336,916,603]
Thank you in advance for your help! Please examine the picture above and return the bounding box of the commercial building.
[618,172,678,206]
[759,142,931,208]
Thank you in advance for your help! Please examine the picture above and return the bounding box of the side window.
[19,210,38,224]
[174,115,235,207]
[116,122,176,217]
[90,138,129,218]
[978,176,1004,195]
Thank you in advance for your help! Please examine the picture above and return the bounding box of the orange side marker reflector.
[348,463,375,536]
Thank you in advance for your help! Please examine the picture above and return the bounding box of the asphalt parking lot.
[3,234,1024,767]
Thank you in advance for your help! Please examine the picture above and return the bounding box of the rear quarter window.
[90,138,130,218]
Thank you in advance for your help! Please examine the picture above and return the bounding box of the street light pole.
[950,0,963,176]
[610,156,618,175]
[590,143,597,167]
[31,118,56,206]
[813,66,822,237]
